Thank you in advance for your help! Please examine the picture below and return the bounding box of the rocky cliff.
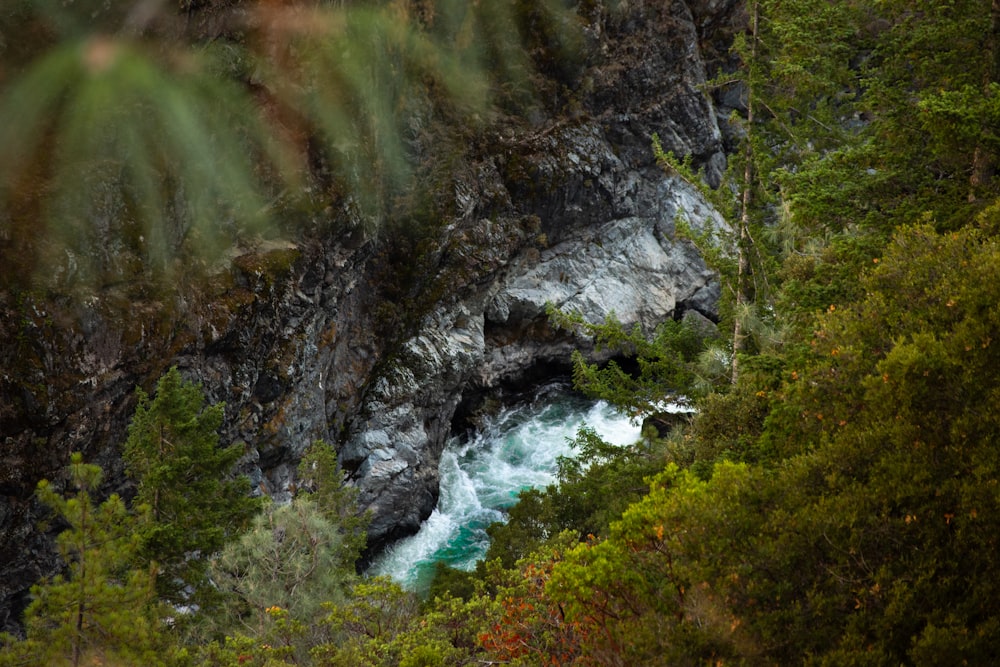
[0,0,743,631]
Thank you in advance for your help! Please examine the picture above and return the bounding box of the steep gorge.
[0,0,743,632]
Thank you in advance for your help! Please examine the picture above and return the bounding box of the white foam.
[370,389,640,590]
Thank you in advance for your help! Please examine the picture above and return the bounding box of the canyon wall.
[0,0,743,631]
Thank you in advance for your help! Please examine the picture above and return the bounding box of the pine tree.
[208,496,353,658]
[295,439,369,572]
[200,442,368,655]
[124,366,260,608]
[0,0,580,290]
[9,454,164,667]
[864,0,997,216]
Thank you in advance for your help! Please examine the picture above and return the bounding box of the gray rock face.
[481,211,721,379]
[0,0,743,628]
[340,302,487,547]
[494,213,720,333]
[334,0,745,555]
[346,172,725,554]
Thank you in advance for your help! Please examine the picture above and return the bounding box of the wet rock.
[349,173,725,554]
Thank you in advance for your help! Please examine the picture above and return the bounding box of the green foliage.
[1,454,167,667]
[473,534,586,666]
[196,441,369,654]
[761,0,1000,312]
[426,562,478,603]
[295,440,369,571]
[478,425,668,573]
[684,379,774,476]
[313,577,433,666]
[652,134,729,212]
[861,0,998,208]
[550,307,713,417]
[124,366,260,608]
[544,463,764,664]
[0,0,583,290]
[206,497,351,658]
[521,222,1000,664]
[748,224,1000,662]
[192,607,306,667]
[552,426,670,539]
[0,36,273,286]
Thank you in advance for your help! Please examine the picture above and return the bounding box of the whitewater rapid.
[370,383,641,593]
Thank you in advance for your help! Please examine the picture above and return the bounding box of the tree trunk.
[72,498,87,667]
[969,0,1000,201]
[732,1,758,384]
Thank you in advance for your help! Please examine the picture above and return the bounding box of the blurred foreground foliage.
[0,0,582,291]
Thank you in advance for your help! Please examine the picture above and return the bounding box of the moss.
[222,286,256,311]
[262,412,284,437]
[232,247,301,287]
[319,322,338,348]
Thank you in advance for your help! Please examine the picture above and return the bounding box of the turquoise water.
[370,384,641,593]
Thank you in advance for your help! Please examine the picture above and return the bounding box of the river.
[370,382,641,593]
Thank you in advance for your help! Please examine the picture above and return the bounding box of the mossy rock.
[232,244,301,283]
